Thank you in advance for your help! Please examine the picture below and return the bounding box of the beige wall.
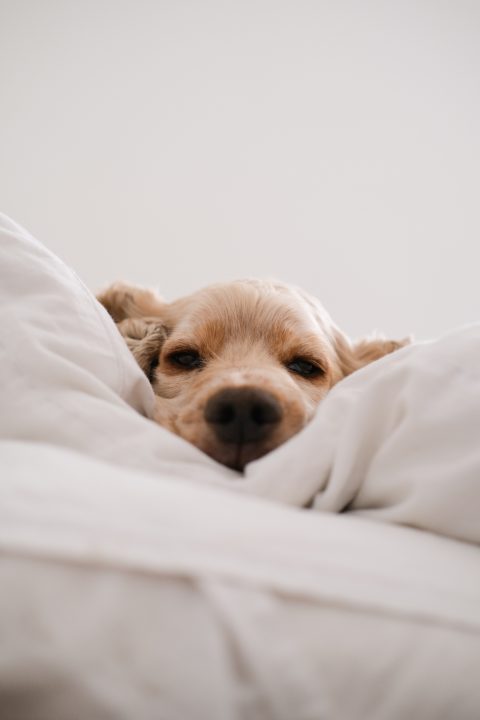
[1,1,479,339]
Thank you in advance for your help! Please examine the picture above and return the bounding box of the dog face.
[98,280,408,471]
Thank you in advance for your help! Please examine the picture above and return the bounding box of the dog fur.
[98,280,408,471]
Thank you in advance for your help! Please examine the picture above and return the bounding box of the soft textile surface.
[1,213,480,718]
[1,212,479,544]
[1,442,480,720]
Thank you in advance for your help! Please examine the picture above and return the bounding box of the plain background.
[1,1,479,340]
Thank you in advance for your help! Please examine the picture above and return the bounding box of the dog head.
[98,280,408,471]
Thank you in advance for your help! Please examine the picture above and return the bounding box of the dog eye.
[286,358,323,379]
[168,350,204,370]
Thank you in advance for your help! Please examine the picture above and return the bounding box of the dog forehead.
[168,281,325,341]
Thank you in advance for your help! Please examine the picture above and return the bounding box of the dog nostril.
[251,401,280,425]
[216,403,235,425]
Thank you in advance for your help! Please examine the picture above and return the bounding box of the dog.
[98,280,408,471]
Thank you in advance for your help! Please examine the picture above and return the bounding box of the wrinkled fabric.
[1,212,480,719]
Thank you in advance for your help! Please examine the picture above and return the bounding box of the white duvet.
[1,212,479,719]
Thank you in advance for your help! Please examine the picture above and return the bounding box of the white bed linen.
[1,212,479,719]
[2,441,480,720]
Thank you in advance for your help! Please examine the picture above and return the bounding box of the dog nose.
[204,387,282,444]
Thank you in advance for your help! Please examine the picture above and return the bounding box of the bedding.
[1,212,479,719]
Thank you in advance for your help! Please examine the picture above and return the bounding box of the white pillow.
[0,212,232,482]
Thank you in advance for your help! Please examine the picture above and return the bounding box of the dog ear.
[334,329,411,378]
[350,336,410,367]
[97,282,168,380]
[116,318,167,381]
[96,281,166,323]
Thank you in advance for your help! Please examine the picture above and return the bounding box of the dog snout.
[204,387,282,445]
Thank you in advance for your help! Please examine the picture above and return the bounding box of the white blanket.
[1,213,479,719]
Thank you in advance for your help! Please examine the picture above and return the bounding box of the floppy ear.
[334,329,411,378]
[116,318,167,380]
[97,282,168,381]
[96,281,166,323]
[351,336,410,366]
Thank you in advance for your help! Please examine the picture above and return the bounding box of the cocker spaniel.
[98,280,408,471]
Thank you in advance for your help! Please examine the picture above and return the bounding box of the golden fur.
[98,280,408,471]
